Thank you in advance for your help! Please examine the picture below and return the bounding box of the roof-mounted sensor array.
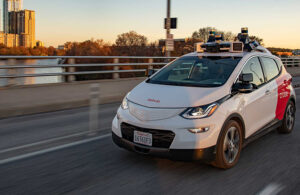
[195,28,268,54]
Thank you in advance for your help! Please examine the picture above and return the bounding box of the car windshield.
[147,56,242,87]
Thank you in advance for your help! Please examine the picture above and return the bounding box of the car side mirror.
[146,69,156,77]
[239,73,253,83]
[233,73,254,93]
[232,83,254,93]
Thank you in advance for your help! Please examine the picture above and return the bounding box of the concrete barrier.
[0,78,145,118]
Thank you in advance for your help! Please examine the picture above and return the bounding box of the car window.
[261,57,280,81]
[148,56,241,87]
[275,59,283,72]
[241,57,265,87]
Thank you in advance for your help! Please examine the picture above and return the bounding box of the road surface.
[0,89,299,194]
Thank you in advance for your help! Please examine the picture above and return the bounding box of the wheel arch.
[290,95,296,109]
[219,113,246,141]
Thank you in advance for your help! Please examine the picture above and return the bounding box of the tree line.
[1,27,293,57]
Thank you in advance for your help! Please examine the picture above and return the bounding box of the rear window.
[275,59,283,72]
[261,57,280,81]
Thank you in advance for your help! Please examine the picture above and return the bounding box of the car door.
[259,57,281,123]
[238,57,271,137]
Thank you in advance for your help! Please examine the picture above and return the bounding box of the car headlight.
[181,103,219,119]
[121,94,129,110]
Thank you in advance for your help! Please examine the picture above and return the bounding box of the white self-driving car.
[112,29,296,169]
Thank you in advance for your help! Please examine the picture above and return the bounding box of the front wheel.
[212,120,243,169]
[278,100,296,134]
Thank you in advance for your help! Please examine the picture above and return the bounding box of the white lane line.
[257,183,285,195]
[0,133,111,166]
[0,130,104,154]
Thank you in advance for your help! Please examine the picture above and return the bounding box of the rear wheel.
[278,100,296,134]
[212,120,243,169]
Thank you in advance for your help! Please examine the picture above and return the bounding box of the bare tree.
[249,36,264,46]
[192,27,214,42]
[115,31,148,47]
[192,27,237,42]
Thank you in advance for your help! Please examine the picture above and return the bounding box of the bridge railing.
[0,56,177,87]
[281,57,300,67]
[0,56,299,87]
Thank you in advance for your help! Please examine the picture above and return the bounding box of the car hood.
[127,81,229,108]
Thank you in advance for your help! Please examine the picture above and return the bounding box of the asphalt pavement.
[0,89,299,195]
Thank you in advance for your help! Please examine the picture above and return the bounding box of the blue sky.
[24,0,300,48]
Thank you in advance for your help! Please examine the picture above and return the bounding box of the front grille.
[121,123,175,148]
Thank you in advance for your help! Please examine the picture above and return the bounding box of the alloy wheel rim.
[286,104,295,130]
[223,126,240,164]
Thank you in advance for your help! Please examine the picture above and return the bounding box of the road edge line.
[0,130,107,154]
[0,133,111,166]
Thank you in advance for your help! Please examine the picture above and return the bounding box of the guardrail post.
[148,58,154,70]
[294,58,298,67]
[7,59,16,86]
[67,58,76,82]
[89,83,100,133]
[113,58,119,79]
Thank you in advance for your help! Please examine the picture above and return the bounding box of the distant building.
[158,38,186,47]
[0,0,36,48]
[3,0,23,33]
[8,9,35,47]
[36,40,44,47]
[58,45,65,50]
[293,50,300,56]
[0,32,19,47]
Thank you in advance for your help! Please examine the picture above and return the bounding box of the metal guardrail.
[0,56,177,86]
[0,56,299,86]
[281,57,300,67]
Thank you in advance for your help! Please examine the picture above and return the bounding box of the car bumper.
[112,132,216,162]
[112,106,226,149]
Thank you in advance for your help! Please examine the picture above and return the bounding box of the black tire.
[212,120,243,169]
[278,100,296,134]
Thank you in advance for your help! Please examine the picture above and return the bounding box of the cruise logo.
[147,98,160,103]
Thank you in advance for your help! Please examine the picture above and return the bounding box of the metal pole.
[166,0,171,58]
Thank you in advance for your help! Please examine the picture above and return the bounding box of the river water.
[0,59,63,87]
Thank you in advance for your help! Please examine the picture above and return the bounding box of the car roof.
[184,51,280,60]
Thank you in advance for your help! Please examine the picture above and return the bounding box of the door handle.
[265,90,271,95]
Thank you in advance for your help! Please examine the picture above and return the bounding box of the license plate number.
[134,131,152,146]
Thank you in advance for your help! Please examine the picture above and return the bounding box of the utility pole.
[166,0,171,58]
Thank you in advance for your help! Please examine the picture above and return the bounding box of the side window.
[241,57,265,87]
[261,57,280,81]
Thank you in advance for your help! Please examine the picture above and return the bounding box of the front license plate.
[134,131,152,146]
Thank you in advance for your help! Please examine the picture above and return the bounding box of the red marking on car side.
[275,75,291,120]
[147,98,160,103]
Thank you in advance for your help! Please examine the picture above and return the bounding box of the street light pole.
[166,0,171,58]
